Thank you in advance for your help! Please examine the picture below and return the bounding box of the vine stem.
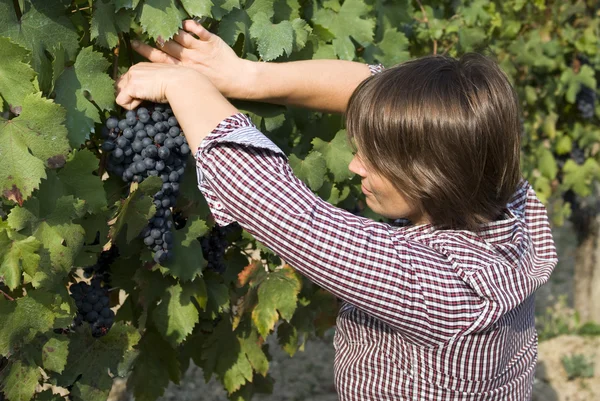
[0,289,15,301]
[11,0,21,20]
[415,0,438,55]
[113,40,120,81]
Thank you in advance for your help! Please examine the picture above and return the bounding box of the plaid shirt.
[195,64,558,400]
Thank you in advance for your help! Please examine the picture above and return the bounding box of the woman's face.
[348,152,429,225]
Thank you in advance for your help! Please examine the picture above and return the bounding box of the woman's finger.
[132,40,181,64]
[173,29,200,48]
[182,19,213,41]
[160,39,191,62]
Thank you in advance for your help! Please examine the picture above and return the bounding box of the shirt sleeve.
[195,109,483,346]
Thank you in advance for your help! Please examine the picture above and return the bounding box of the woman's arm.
[245,60,374,113]
[132,20,376,113]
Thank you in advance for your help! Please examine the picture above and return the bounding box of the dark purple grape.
[158,147,170,160]
[106,117,119,129]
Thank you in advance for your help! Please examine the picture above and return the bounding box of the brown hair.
[345,53,522,231]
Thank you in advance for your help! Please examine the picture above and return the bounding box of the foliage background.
[0,0,598,400]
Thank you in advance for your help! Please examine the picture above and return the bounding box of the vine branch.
[0,289,14,301]
[415,0,438,55]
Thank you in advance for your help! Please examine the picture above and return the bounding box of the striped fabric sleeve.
[195,111,486,346]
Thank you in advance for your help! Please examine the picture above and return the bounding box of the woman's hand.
[115,61,239,153]
[115,62,208,110]
[131,19,255,100]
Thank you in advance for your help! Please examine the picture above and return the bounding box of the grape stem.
[414,0,438,55]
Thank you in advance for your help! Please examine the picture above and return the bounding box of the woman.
[116,20,557,400]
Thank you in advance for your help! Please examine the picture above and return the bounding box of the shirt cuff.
[194,112,285,225]
[368,63,385,75]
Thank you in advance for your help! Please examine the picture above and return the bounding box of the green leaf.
[57,149,107,214]
[0,290,72,355]
[252,266,301,337]
[180,0,213,17]
[199,319,253,394]
[41,336,69,374]
[560,65,597,104]
[218,7,253,56]
[0,0,79,93]
[0,93,71,205]
[0,360,41,401]
[291,18,312,52]
[139,0,182,41]
[537,148,557,180]
[561,159,600,197]
[211,0,241,20]
[0,37,38,110]
[288,151,327,191]
[129,330,181,401]
[54,47,115,148]
[108,177,162,243]
[239,329,269,376]
[0,232,41,290]
[56,323,141,390]
[91,0,130,49]
[161,216,208,281]
[113,0,141,9]
[312,129,354,182]
[312,0,375,60]
[152,283,199,346]
[2,92,70,166]
[249,12,294,61]
[364,27,410,67]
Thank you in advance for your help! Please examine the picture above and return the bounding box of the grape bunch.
[69,278,115,338]
[200,223,242,273]
[101,104,190,264]
[576,86,597,120]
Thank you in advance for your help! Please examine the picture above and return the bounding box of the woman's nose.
[349,154,367,178]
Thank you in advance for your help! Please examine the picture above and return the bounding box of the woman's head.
[345,53,522,231]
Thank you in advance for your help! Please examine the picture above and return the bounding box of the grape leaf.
[51,44,66,95]
[7,173,86,277]
[180,0,213,17]
[249,12,294,61]
[312,129,354,182]
[274,0,301,21]
[91,0,133,49]
[239,329,269,376]
[0,0,79,93]
[291,18,312,52]
[56,323,141,391]
[198,319,253,394]
[33,390,63,401]
[363,27,410,66]
[203,272,231,319]
[41,336,69,374]
[562,159,600,197]
[312,0,375,60]
[0,290,72,355]
[152,282,199,346]
[252,266,301,337]
[0,37,38,110]
[211,0,241,20]
[288,151,327,191]
[57,149,107,213]
[218,7,252,51]
[246,0,274,20]
[70,375,114,401]
[0,360,41,401]
[161,216,208,281]
[129,330,181,401]
[113,0,141,9]
[0,231,41,290]
[108,177,162,243]
[1,92,70,167]
[139,0,182,41]
[54,47,115,148]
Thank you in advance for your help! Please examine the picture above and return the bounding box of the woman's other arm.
[133,20,375,114]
